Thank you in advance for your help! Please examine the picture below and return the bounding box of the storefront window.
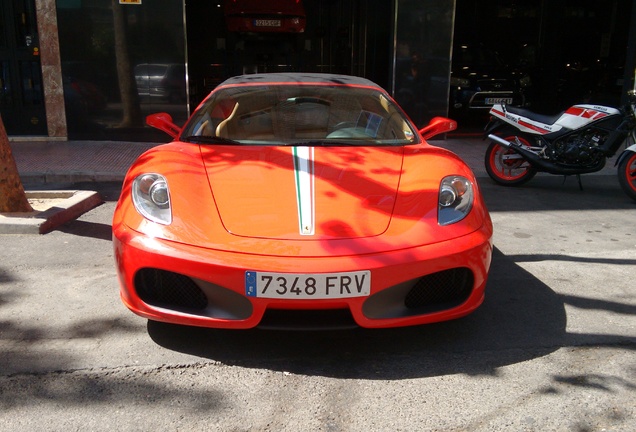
[19,60,42,106]
[57,0,187,140]
[393,0,454,127]
[55,0,455,140]
[0,0,46,135]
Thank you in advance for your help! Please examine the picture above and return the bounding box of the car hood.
[200,145,403,240]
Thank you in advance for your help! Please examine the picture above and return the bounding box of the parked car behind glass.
[224,0,306,33]
[135,63,186,104]
[450,43,531,118]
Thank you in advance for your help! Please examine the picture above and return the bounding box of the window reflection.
[14,0,38,49]
[0,61,11,109]
[19,60,43,106]
[394,0,454,128]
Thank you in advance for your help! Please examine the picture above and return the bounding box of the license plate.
[485,97,513,105]
[254,19,281,27]
[245,271,370,299]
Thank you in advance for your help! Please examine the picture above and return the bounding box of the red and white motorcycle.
[484,91,636,201]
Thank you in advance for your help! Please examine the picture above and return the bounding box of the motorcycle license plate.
[486,97,513,105]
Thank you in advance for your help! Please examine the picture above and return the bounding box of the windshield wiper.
[182,135,242,145]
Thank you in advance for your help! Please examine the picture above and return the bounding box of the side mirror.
[418,117,457,140]
[146,113,181,138]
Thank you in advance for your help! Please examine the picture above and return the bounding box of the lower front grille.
[362,267,475,319]
[135,268,208,311]
[133,268,253,320]
[259,308,358,330]
[404,268,473,310]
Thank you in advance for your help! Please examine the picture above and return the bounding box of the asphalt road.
[1,176,635,431]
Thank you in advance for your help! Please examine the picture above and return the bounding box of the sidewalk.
[12,140,157,185]
[10,137,490,186]
[11,134,624,186]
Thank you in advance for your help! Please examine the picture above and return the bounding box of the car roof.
[217,73,381,89]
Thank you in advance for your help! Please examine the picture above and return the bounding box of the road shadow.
[479,174,636,212]
[58,219,112,241]
[147,176,635,379]
[148,247,568,380]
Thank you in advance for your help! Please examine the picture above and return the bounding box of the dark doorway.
[0,0,47,135]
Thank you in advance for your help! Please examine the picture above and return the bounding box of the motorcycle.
[483,91,636,202]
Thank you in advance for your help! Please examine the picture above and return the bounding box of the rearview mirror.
[418,117,457,140]
[146,113,181,138]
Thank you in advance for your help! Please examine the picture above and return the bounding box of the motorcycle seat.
[503,105,564,126]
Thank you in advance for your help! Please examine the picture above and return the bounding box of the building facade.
[1,0,634,142]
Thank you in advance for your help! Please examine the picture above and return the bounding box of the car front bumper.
[113,223,492,329]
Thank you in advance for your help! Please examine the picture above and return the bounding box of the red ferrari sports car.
[113,73,493,329]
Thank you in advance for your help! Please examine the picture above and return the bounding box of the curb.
[0,190,104,234]
[20,172,126,185]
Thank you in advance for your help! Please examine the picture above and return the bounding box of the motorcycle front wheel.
[485,132,537,186]
[617,151,636,201]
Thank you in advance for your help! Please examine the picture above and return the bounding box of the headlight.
[438,176,473,226]
[132,173,172,225]
[450,77,471,88]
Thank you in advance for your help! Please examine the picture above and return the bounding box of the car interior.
[187,87,416,144]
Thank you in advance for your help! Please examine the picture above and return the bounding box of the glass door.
[0,0,46,135]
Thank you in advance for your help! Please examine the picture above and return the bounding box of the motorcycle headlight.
[132,173,172,225]
[438,176,473,226]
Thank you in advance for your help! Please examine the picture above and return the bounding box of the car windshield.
[181,84,418,146]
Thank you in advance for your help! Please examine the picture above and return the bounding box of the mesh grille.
[135,268,208,311]
[259,309,357,330]
[404,268,473,310]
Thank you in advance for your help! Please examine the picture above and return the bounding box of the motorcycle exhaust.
[487,134,513,148]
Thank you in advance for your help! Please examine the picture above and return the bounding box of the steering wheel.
[331,121,356,131]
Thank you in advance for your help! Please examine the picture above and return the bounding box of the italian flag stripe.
[292,146,315,236]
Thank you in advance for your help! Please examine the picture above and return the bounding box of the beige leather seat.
[215,102,240,138]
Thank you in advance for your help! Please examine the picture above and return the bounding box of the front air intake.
[362,267,475,319]
[404,267,473,310]
[134,268,208,311]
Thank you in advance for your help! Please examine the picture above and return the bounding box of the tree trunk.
[0,115,33,213]
[112,0,142,128]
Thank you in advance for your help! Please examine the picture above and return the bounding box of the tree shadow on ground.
[480,175,636,212]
